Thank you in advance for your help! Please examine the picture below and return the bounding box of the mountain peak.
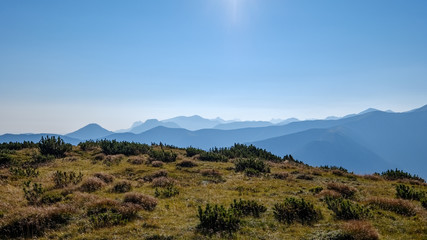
[66,123,113,140]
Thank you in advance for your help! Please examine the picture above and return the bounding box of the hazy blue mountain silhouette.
[0,134,80,145]
[129,119,181,134]
[214,121,273,130]
[162,115,224,130]
[66,123,113,140]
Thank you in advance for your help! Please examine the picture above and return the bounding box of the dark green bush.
[23,181,44,205]
[10,166,39,178]
[186,146,204,157]
[325,197,370,220]
[395,184,425,201]
[149,149,177,162]
[112,180,132,193]
[176,160,197,168]
[38,136,72,158]
[199,151,228,162]
[145,235,174,240]
[230,199,267,218]
[210,144,283,162]
[381,168,425,182]
[421,198,427,209]
[155,186,180,198]
[78,140,99,151]
[273,197,322,225]
[98,140,150,156]
[52,170,83,188]
[40,192,63,204]
[234,158,270,176]
[309,186,324,194]
[197,204,240,234]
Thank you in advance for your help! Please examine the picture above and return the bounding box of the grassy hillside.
[0,139,426,240]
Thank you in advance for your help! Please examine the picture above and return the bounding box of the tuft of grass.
[200,169,221,177]
[123,192,158,211]
[327,182,357,199]
[86,199,139,228]
[111,180,132,193]
[341,220,379,240]
[152,176,176,188]
[367,197,416,216]
[272,172,289,179]
[79,177,106,192]
[176,160,197,168]
[151,161,164,167]
[273,197,322,225]
[93,172,114,183]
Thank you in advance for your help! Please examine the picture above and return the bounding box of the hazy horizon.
[1,0,427,134]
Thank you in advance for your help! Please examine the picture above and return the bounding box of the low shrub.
[273,197,322,225]
[38,136,72,158]
[341,220,379,240]
[272,172,289,180]
[52,170,83,188]
[151,161,164,167]
[318,190,342,199]
[9,166,39,178]
[23,181,44,205]
[93,172,114,183]
[186,146,204,157]
[199,152,228,162]
[421,198,427,209]
[94,153,106,161]
[381,168,425,182]
[327,182,357,199]
[176,160,197,168]
[98,140,150,156]
[197,204,240,234]
[128,156,145,165]
[40,191,63,205]
[155,185,180,198]
[103,154,124,166]
[87,199,139,228]
[200,169,221,177]
[0,205,74,238]
[395,184,425,201]
[362,174,382,181]
[112,180,132,193]
[78,140,99,151]
[309,186,324,194]
[325,197,370,220]
[144,170,168,182]
[234,158,270,177]
[230,199,267,218]
[149,149,177,162]
[296,174,314,180]
[123,192,158,211]
[152,177,175,188]
[332,169,345,176]
[367,197,416,216]
[79,177,106,192]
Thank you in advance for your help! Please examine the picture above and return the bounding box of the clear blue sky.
[1,0,427,134]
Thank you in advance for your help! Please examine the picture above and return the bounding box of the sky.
[1,0,427,134]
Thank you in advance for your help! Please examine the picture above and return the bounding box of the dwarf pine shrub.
[23,181,44,205]
[395,184,425,201]
[38,136,72,158]
[325,197,370,220]
[230,199,267,218]
[10,166,39,178]
[52,170,83,188]
[149,149,177,162]
[155,185,180,198]
[197,204,240,234]
[234,158,270,176]
[382,168,425,182]
[199,151,228,162]
[176,160,197,168]
[186,146,204,157]
[273,197,322,225]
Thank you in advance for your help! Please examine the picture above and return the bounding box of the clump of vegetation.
[10,166,39,178]
[210,144,283,162]
[93,172,114,183]
[200,169,221,177]
[40,191,64,205]
[367,197,416,216]
[38,136,72,158]
[186,146,204,157]
[78,140,99,151]
[197,204,240,234]
[87,199,139,228]
[296,173,314,180]
[0,141,37,151]
[272,172,289,179]
[230,199,267,218]
[327,182,357,199]
[145,235,174,240]
[176,160,197,168]
[273,197,322,225]
[149,149,177,162]
[128,156,145,165]
[151,161,164,167]
[325,197,370,220]
[0,205,74,238]
[155,185,180,198]
[52,170,83,188]
[381,168,425,182]
[112,180,132,193]
[23,181,44,205]
[234,158,270,176]
[395,184,425,201]
[143,170,168,182]
[341,220,379,240]
[152,177,176,188]
[123,192,158,211]
[199,151,228,162]
[421,198,427,209]
[99,140,150,156]
[79,177,106,192]
[309,186,324,194]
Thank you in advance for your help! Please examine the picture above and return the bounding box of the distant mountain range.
[1,105,426,178]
